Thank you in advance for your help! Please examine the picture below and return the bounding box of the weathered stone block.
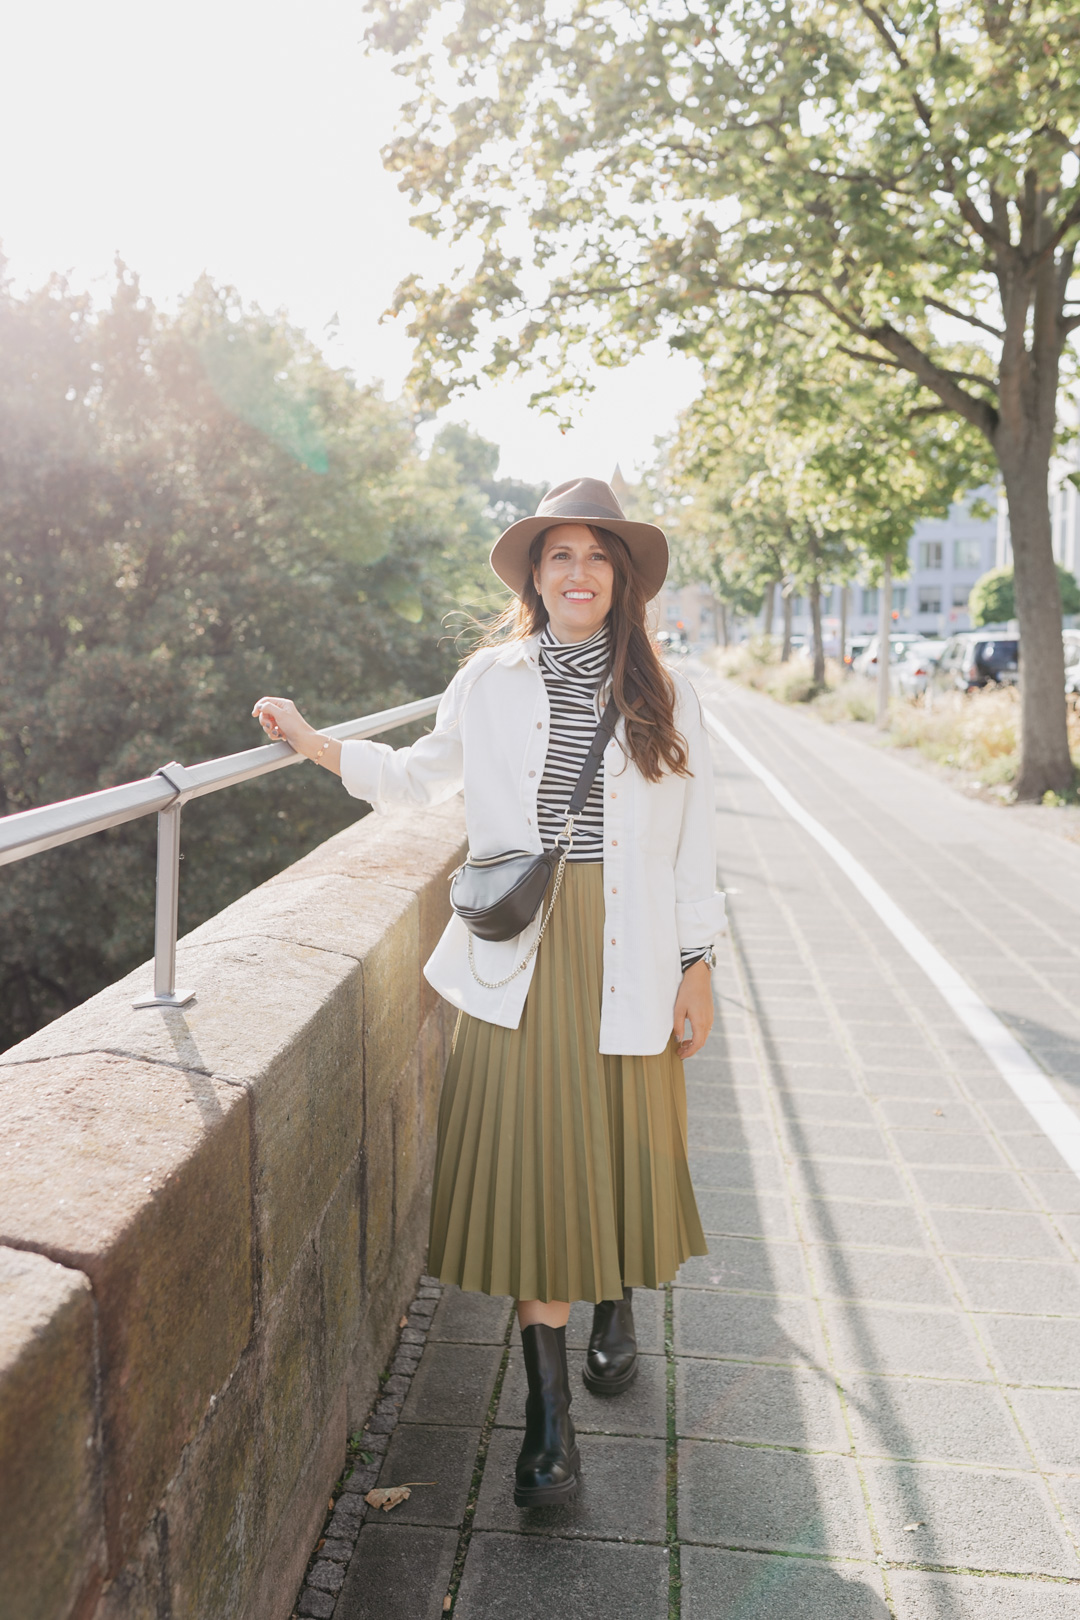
[0,799,465,1620]
[0,1246,103,1620]
[163,1343,268,1620]
[364,1091,395,1294]
[392,1049,424,1232]
[417,1006,448,1177]
[274,801,465,893]
[240,1386,346,1620]
[94,1514,165,1620]
[184,870,409,964]
[0,1053,251,1576]
[362,899,421,1118]
[318,1157,365,1399]
[269,802,465,1030]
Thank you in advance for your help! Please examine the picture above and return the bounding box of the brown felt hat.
[489,476,669,601]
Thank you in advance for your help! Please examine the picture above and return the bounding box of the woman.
[252,477,723,1507]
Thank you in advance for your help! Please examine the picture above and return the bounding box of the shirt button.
[610,937,616,945]
[611,887,617,894]
[536,721,543,729]
[528,770,536,778]
[611,839,618,847]
[609,985,615,993]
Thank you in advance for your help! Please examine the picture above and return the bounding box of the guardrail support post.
[133,796,195,1010]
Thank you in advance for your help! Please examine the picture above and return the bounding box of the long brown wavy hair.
[475,525,690,783]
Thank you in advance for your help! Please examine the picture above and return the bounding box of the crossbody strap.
[555,694,619,841]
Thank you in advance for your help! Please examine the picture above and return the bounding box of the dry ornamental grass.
[708,642,1080,797]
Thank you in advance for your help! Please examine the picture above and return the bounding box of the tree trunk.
[839,585,848,675]
[810,576,825,687]
[999,453,1072,798]
[876,555,892,729]
[762,579,775,640]
[781,589,792,662]
[719,597,729,647]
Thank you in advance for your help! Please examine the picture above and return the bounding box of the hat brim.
[490,515,669,601]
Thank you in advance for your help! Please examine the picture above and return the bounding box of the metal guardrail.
[0,695,443,1010]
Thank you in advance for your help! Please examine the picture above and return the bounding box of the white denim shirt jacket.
[339,636,725,1056]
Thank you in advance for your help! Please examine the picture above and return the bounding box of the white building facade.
[656,478,1080,650]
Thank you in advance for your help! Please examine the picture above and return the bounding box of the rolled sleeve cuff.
[339,739,388,809]
[675,892,727,949]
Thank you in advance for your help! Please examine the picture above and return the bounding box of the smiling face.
[532,523,615,644]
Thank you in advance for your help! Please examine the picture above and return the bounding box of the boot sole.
[514,1448,581,1507]
[582,1359,639,1396]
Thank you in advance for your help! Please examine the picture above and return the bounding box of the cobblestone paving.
[319,676,1080,1619]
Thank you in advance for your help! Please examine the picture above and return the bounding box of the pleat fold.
[427,863,707,1303]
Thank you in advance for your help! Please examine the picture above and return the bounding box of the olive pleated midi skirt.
[428,862,707,1303]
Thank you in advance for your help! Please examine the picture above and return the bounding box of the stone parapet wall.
[0,799,466,1620]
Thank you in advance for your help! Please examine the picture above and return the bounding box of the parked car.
[656,629,689,657]
[851,633,923,677]
[845,636,872,670]
[932,631,1019,692]
[1065,631,1080,696]
[895,638,948,698]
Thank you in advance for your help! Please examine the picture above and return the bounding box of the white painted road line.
[702,704,1080,1184]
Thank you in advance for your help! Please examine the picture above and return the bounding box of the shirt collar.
[494,634,541,668]
[538,621,611,679]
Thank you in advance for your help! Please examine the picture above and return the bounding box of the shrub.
[968,564,1080,625]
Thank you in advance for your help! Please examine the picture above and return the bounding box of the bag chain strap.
[467,817,574,989]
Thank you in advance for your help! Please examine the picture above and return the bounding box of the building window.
[790,596,806,617]
[953,538,982,569]
[861,588,879,614]
[918,540,944,569]
[892,586,908,614]
[918,586,942,614]
[951,586,971,609]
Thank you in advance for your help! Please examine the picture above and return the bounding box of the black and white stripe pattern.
[537,622,610,862]
[537,623,708,972]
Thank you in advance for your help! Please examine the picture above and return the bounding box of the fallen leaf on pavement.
[903,1522,925,1532]
[933,1109,944,1117]
[443,1599,452,1612]
[399,1315,409,1328]
[366,1486,412,1511]
[364,1479,438,1513]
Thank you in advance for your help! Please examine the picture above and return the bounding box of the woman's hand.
[251,695,313,748]
[673,959,714,1060]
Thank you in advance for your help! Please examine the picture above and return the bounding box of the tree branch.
[835,343,905,369]
[854,0,934,129]
[1033,190,1080,268]
[864,321,999,440]
[922,296,1005,338]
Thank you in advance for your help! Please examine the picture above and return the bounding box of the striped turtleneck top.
[537,622,710,972]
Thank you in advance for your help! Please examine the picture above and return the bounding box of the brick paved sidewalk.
[312,676,1080,1620]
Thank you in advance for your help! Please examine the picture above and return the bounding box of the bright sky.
[0,0,700,488]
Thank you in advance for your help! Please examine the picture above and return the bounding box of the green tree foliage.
[655,324,992,677]
[367,0,1080,795]
[0,266,505,1048]
[969,565,1080,627]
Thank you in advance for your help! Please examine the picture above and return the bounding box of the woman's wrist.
[293,724,325,760]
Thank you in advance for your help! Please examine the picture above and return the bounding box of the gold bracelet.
[312,735,331,765]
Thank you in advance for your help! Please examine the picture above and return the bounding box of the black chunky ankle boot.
[514,1323,580,1506]
[583,1287,638,1394]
